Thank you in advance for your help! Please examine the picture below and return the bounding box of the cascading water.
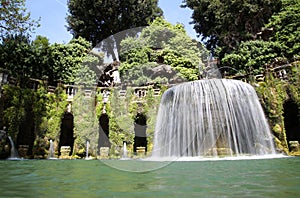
[48,140,55,159]
[152,79,276,158]
[86,140,90,159]
[8,136,19,159]
[122,141,128,158]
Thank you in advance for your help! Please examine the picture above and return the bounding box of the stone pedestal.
[289,141,300,152]
[136,147,146,157]
[60,146,71,159]
[207,147,233,156]
[18,145,29,158]
[99,147,109,159]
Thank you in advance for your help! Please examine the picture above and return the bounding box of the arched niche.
[17,105,35,157]
[58,112,74,156]
[133,112,147,153]
[283,100,300,150]
[98,113,110,149]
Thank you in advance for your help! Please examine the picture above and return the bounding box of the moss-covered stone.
[0,61,298,158]
[255,61,300,155]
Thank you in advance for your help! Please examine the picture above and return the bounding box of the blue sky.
[25,0,199,44]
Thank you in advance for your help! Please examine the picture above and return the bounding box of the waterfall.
[48,140,55,159]
[152,79,276,157]
[122,141,128,158]
[8,136,19,159]
[86,140,90,159]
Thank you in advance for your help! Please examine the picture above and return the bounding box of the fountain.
[152,79,276,158]
[122,141,128,159]
[86,140,90,159]
[8,136,19,159]
[48,140,55,159]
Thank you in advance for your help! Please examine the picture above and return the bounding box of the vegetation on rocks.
[0,0,299,157]
[255,62,300,153]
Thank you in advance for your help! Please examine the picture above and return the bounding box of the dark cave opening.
[58,112,74,156]
[283,100,300,151]
[133,113,147,153]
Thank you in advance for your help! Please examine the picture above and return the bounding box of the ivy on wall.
[93,85,164,157]
[1,62,298,158]
[0,83,68,158]
[255,62,300,154]
[43,86,68,141]
[106,88,135,156]
[72,87,98,157]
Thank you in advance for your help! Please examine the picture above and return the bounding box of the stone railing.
[228,63,295,82]
[65,85,78,101]
[5,62,294,102]
[270,64,291,80]
[47,84,98,101]
[95,86,161,103]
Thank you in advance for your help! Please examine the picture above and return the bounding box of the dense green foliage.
[48,37,91,84]
[42,86,68,141]
[0,35,46,84]
[72,88,98,156]
[255,61,300,153]
[119,17,204,83]
[0,36,92,85]
[102,86,162,156]
[107,88,135,156]
[0,33,96,157]
[67,0,162,50]
[221,0,299,76]
[222,40,285,75]
[266,0,300,59]
[182,0,281,57]
[1,83,68,158]
[0,0,299,157]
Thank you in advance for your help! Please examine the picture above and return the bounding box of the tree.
[66,0,162,59]
[31,36,52,79]
[266,0,300,59]
[0,0,39,40]
[0,35,92,86]
[222,40,285,76]
[67,0,162,45]
[182,0,281,57]
[221,0,300,76]
[47,37,91,85]
[0,34,40,85]
[119,17,204,83]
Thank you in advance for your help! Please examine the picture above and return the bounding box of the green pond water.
[0,156,299,198]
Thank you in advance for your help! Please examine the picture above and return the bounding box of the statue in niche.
[98,60,121,87]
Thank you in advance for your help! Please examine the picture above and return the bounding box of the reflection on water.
[0,157,299,197]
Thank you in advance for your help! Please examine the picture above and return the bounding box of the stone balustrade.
[0,62,296,103]
[65,85,77,101]
[229,63,294,82]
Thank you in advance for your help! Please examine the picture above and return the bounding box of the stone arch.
[58,112,74,156]
[17,105,35,157]
[133,112,147,153]
[283,100,300,150]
